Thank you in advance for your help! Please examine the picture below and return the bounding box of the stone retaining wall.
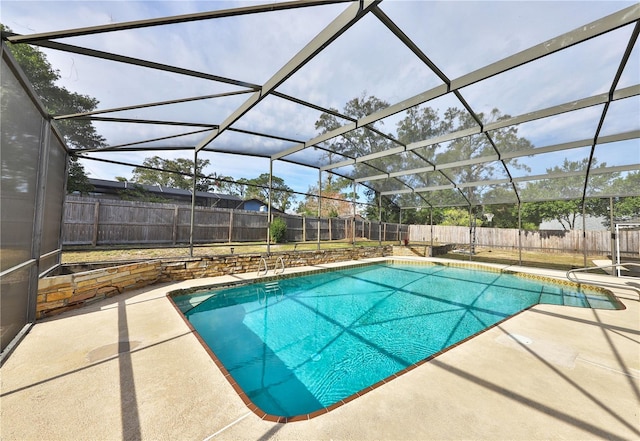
[159,247,391,282]
[37,261,163,318]
[392,244,455,257]
[37,246,392,318]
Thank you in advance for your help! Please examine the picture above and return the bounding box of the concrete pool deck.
[1,257,639,440]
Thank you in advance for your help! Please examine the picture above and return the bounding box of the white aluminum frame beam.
[77,116,219,128]
[382,163,640,198]
[54,90,253,120]
[7,0,353,43]
[77,128,213,153]
[4,34,261,90]
[274,4,640,162]
[197,0,381,152]
[322,85,640,173]
[355,129,640,184]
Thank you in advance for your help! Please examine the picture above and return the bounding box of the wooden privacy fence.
[409,224,639,255]
[62,197,638,254]
[62,196,409,246]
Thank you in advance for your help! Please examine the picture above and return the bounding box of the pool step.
[257,282,284,303]
[538,286,593,308]
[264,281,280,291]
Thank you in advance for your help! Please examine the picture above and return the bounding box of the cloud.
[459,25,634,121]
[514,105,604,146]
[3,0,638,203]
[601,96,640,136]
[275,9,443,110]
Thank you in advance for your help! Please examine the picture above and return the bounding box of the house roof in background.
[88,178,243,201]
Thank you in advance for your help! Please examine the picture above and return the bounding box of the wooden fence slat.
[91,202,99,246]
[408,224,639,255]
[62,196,639,253]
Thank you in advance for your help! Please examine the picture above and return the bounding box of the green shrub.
[270,217,287,243]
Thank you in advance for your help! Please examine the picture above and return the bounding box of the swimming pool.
[171,261,622,420]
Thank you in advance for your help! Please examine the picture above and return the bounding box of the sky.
[2,0,639,209]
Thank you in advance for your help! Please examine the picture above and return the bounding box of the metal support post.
[518,203,522,266]
[352,180,356,247]
[29,118,51,322]
[378,191,382,245]
[317,169,321,250]
[430,208,433,251]
[583,202,587,268]
[609,197,615,263]
[267,159,273,255]
[468,205,473,260]
[615,223,621,277]
[189,150,197,257]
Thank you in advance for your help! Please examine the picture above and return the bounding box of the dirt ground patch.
[442,247,606,271]
[61,241,607,272]
[61,240,393,264]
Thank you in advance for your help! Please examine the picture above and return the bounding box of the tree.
[521,200,583,231]
[613,196,640,221]
[435,207,485,227]
[399,207,433,225]
[66,157,94,194]
[236,174,294,212]
[118,184,168,203]
[605,172,640,225]
[481,203,540,230]
[296,175,353,218]
[131,156,216,192]
[269,217,287,243]
[314,94,535,212]
[314,94,401,221]
[2,24,105,193]
[363,192,400,222]
[2,25,105,150]
[402,107,533,205]
[314,93,394,195]
[521,158,614,230]
[208,174,236,193]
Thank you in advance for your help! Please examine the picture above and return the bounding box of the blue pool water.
[174,262,620,418]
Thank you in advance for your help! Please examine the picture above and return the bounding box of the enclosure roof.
[4,0,640,208]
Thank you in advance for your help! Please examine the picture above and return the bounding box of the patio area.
[1,258,638,440]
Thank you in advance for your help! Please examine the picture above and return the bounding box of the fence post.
[329,217,332,241]
[302,216,306,242]
[228,210,234,243]
[609,197,615,260]
[582,202,587,268]
[318,169,322,250]
[189,150,197,257]
[518,203,522,266]
[344,218,348,241]
[267,159,273,255]
[352,180,356,247]
[92,201,100,246]
[172,206,179,245]
[430,208,433,249]
[468,206,472,260]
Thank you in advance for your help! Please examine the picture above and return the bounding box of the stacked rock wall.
[37,246,392,318]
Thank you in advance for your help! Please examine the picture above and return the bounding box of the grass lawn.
[442,247,606,271]
[61,240,395,264]
[61,240,608,272]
